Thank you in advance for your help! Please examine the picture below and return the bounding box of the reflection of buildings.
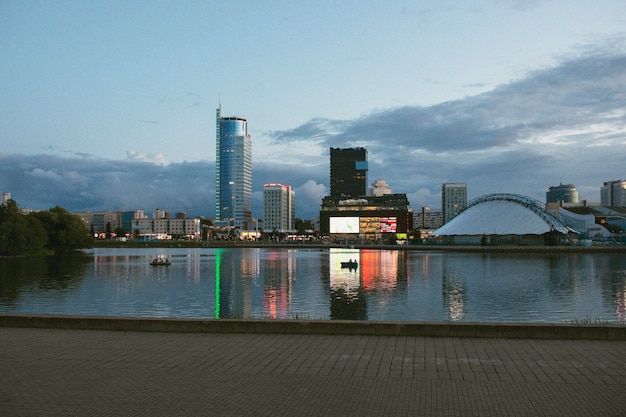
[360,250,399,291]
[442,269,466,321]
[327,249,410,320]
[214,249,298,319]
[261,250,295,318]
[215,249,260,318]
[328,249,366,320]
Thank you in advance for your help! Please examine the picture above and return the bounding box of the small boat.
[340,261,358,269]
[150,259,171,266]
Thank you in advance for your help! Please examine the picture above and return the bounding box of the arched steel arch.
[466,193,573,234]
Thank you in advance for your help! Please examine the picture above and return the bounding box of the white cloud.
[126,151,169,166]
[28,168,62,181]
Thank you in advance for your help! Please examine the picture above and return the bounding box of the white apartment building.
[132,217,201,240]
[263,183,295,232]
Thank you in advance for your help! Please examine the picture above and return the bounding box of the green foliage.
[0,204,93,256]
[30,206,92,255]
[295,218,313,234]
[0,200,48,255]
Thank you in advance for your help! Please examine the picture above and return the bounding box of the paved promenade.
[2,326,625,417]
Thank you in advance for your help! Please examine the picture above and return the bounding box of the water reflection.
[0,255,90,309]
[1,248,625,323]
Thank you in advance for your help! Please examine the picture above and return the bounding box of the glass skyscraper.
[215,106,252,229]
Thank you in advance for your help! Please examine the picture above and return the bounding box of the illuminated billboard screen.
[380,217,397,233]
[330,217,360,234]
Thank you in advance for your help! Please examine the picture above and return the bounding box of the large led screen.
[380,217,397,233]
[330,217,360,234]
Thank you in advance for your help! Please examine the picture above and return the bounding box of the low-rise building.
[319,194,413,243]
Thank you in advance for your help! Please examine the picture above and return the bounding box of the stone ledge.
[1,314,624,340]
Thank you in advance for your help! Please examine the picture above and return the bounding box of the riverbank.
[2,314,625,340]
[92,239,626,252]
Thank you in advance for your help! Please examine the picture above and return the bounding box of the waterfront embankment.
[1,314,625,340]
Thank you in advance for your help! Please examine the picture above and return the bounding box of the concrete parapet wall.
[1,314,625,340]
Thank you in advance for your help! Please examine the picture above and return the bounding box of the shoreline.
[1,314,625,340]
[91,240,626,252]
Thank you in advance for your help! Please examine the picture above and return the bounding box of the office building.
[215,106,252,229]
[442,183,468,224]
[319,194,413,241]
[546,183,578,204]
[601,180,626,207]
[263,183,295,232]
[330,147,368,198]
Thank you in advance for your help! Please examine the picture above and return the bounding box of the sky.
[1,0,625,220]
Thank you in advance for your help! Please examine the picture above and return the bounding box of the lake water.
[1,247,625,323]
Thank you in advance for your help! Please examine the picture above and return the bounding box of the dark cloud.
[268,50,626,209]
[0,153,328,220]
[2,49,625,220]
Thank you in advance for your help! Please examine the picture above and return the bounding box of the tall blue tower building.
[215,106,252,229]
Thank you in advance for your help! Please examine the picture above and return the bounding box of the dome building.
[431,193,576,246]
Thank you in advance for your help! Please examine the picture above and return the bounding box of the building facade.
[74,211,124,234]
[601,180,626,207]
[330,147,368,198]
[319,194,413,242]
[546,183,578,204]
[132,217,201,240]
[263,183,295,232]
[415,209,442,230]
[442,183,468,225]
[215,106,252,229]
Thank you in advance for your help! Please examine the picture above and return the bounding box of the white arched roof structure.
[434,193,573,236]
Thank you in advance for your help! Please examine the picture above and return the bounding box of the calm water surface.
[1,247,625,323]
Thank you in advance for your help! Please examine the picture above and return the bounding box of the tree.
[0,199,47,255]
[31,206,92,255]
[295,218,313,235]
[105,222,112,239]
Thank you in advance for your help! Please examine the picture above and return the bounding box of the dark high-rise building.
[215,105,252,229]
[329,147,368,198]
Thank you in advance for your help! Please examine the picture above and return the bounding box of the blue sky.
[1,0,625,220]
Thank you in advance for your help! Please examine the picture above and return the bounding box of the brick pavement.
[1,327,625,416]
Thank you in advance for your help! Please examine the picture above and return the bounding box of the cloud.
[266,48,626,210]
[2,47,625,220]
[0,153,329,220]
[126,150,169,166]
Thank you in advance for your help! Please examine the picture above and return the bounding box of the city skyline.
[1,1,625,219]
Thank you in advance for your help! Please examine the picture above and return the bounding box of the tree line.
[0,199,92,256]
